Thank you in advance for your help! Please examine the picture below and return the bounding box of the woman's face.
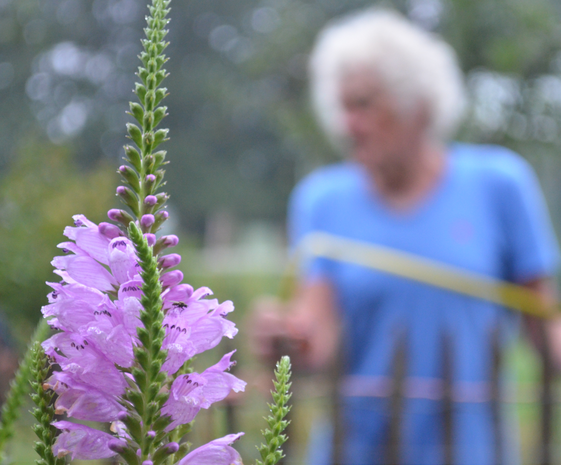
[339,68,428,181]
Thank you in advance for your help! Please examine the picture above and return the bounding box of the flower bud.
[116,186,140,216]
[153,150,166,168]
[153,128,169,149]
[153,106,167,127]
[118,165,140,191]
[152,442,179,463]
[164,442,179,453]
[129,101,144,124]
[142,461,153,465]
[126,122,143,148]
[145,233,156,246]
[117,411,128,421]
[160,270,183,288]
[147,431,156,438]
[108,209,134,228]
[99,222,122,239]
[124,145,142,172]
[155,193,169,209]
[145,195,157,206]
[155,87,167,105]
[153,234,177,255]
[162,235,178,247]
[153,210,169,230]
[159,253,181,269]
[141,214,155,229]
[108,440,127,453]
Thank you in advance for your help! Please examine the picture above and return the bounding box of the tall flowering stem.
[121,222,169,463]
[29,341,65,465]
[112,0,171,230]
[256,356,292,465]
[34,0,248,463]
[0,0,294,462]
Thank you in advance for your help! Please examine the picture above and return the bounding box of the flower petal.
[52,421,123,460]
[177,433,244,465]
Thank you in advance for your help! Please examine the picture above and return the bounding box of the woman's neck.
[368,141,447,211]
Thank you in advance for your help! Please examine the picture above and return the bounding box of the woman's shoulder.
[293,162,362,197]
[289,162,362,216]
[450,142,537,188]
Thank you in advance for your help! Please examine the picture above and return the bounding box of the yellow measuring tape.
[285,232,557,319]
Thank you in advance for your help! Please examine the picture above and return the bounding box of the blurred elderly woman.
[252,8,559,465]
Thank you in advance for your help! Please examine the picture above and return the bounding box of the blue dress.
[288,143,559,465]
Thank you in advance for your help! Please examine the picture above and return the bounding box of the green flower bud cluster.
[0,320,51,462]
[113,0,171,234]
[111,2,178,463]
[29,342,65,465]
[256,356,293,465]
[119,222,171,464]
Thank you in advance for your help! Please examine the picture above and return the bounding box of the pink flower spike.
[141,214,155,228]
[145,234,157,246]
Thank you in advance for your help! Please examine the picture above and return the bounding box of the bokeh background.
[2,0,561,463]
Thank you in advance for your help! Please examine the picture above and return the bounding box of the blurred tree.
[1,0,561,235]
[0,139,116,337]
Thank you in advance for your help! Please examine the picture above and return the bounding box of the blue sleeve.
[287,172,334,283]
[497,156,560,282]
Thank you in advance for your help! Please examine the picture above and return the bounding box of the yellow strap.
[288,232,556,319]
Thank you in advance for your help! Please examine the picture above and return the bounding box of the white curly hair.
[309,8,466,146]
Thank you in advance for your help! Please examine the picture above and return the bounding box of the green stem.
[256,356,292,465]
[29,341,65,465]
[0,319,50,459]
[122,222,169,462]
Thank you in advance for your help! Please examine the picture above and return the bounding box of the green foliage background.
[1,0,561,347]
[0,141,115,335]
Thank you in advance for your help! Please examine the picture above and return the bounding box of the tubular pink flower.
[177,433,244,465]
[159,253,181,269]
[43,214,244,458]
[99,222,123,239]
[52,421,124,460]
[162,352,246,429]
[161,235,179,247]
[160,270,183,288]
